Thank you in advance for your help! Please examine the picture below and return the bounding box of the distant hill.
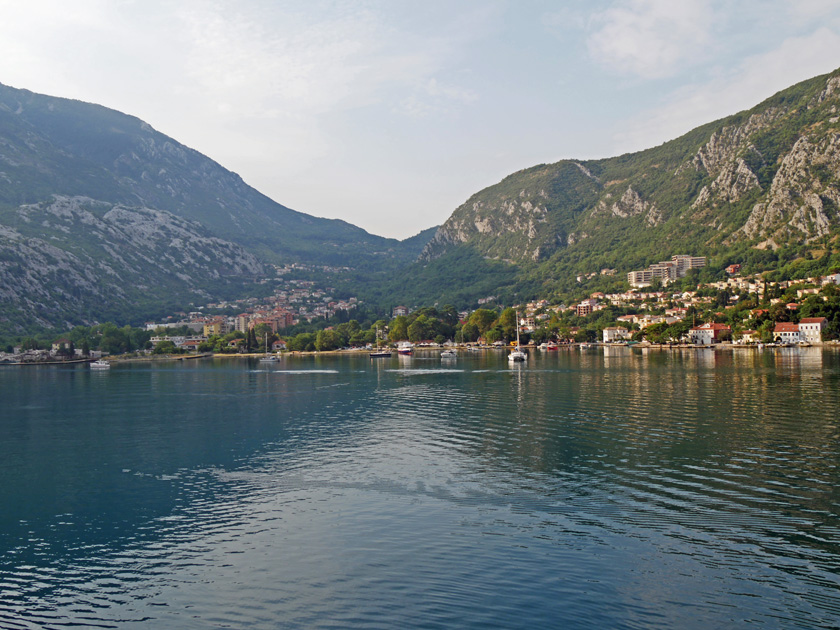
[0,83,432,334]
[400,68,840,307]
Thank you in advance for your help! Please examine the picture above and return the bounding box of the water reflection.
[1,350,839,629]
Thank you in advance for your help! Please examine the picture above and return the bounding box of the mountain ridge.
[403,67,840,307]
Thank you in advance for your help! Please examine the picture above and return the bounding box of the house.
[603,327,632,343]
[738,330,758,343]
[272,340,287,351]
[798,317,827,344]
[181,339,202,352]
[576,298,599,317]
[688,323,731,345]
[519,317,536,332]
[392,305,409,317]
[773,322,800,344]
[725,264,741,275]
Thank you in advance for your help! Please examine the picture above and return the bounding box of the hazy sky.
[2,1,840,239]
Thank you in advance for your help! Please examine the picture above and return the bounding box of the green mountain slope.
[407,68,840,306]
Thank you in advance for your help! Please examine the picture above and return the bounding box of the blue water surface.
[1,348,839,629]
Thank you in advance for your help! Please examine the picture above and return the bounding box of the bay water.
[1,347,839,629]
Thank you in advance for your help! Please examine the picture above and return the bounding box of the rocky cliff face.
[421,69,840,273]
[0,195,265,332]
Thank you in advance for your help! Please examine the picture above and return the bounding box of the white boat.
[441,349,456,359]
[258,332,278,362]
[508,314,527,363]
[90,359,110,369]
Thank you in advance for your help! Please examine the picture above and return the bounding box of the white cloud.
[612,27,840,152]
[587,0,714,79]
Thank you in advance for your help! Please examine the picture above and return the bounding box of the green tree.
[408,315,431,342]
[315,329,343,351]
[469,309,498,335]
[461,322,480,343]
[498,308,517,340]
[153,340,178,354]
[388,316,409,342]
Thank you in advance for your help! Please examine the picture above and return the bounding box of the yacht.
[508,314,527,363]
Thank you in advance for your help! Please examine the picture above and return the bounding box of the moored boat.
[90,359,110,369]
[508,313,527,363]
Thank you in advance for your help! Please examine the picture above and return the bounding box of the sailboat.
[508,314,527,363]
[370,324,392,358]
[259,332,278,362]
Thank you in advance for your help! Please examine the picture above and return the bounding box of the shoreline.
[4,341,837,366]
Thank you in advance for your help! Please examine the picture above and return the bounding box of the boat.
[370,324,392,358]
[508,314,527,363]
[259,332,278,362]
[397,342,414,355]
[89,359,111,369]
[440,349,456,359]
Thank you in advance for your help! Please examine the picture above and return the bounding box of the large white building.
[628,255,707,288]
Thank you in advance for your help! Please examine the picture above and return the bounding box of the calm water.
[1,348,839,629]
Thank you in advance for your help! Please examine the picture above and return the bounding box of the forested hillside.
[401,68,840,307]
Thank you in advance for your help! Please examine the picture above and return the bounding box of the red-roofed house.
[689,322,731,345]
[773,322,800,344]
[799,317,827,344]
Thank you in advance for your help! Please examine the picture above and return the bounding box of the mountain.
[406,68,840,306]
[0,82,421,268]
[0,83,431,335]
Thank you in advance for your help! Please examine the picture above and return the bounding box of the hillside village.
[4,249,840,363]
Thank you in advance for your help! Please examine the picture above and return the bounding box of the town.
[2,255,840,363]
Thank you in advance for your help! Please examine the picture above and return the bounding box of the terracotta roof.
[774,322,799,332]
[799,317,827,324]
[691,323,730,331]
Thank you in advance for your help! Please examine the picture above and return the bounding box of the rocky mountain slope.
[0,82,433,334]
[0,195,264,333]
[415,68,840,304]
[0,82,419,268]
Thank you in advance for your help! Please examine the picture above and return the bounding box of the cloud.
[612,26,840,153]
[784,0,840,21]
[586,0,714,79]
[398,77,478,118]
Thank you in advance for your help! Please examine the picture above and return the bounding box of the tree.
[469,309,498,335]
[388,316,409,341]
[408,315,431,342]
[498,308,517,340]
[315,329,343,351]
[286,332,317,352]
[153,340,178,354]
[485,325,505,345]
[461,322,480,343]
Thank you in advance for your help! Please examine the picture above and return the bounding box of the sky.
[2,1,840,240]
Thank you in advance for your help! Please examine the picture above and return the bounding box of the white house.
[603,327,632,343]
[773,322,800,343]
[689,323,731,345]
[798,317,827,344]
